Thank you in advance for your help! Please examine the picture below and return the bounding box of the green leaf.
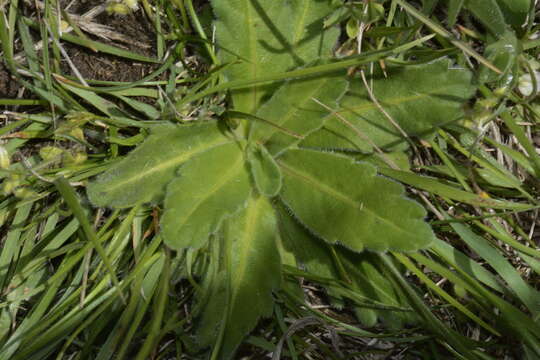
[450,220,540,316]
[479,31,520,86]
[495,0,530,29]
[213,0,339,113]
[277,202,339,279]
[200,195,281,359]
[341,252,418,328]
[249,71,348,155]
[301,58,475,153]
[246,144,282,197]
[278,205,417,328]
[87,121,232,208]
[278,149,435,252]
[162,141,251,250]
[464,0,507,37]
[447,0,464,27]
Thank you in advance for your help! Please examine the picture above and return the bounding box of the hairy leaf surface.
[162,142,251,250]
[301,58,475,152]
[278,149,435,252]
[247,144,282,197]
[200,196,281,359]
[249,71,348,155]
[213,0,339,113]
[87,121,231,208]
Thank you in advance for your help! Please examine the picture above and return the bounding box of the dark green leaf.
[495,0,530,29]
[464,0,507,37]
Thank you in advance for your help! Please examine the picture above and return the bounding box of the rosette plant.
[87,0,474,357]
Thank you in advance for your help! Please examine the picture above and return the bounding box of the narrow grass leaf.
[379,167,533,210]
[450,220,540,315]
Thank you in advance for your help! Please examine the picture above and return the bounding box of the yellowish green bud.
[39,146,64,162]
[124,0,139,10]
[106,2,131,15]
[13,187,36,199]
[0,146,10,169]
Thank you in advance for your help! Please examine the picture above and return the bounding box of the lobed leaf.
[87,121,232,208]
[301,58,475,152]
[213,0,339,113]
[162,141,252,250]
[278,149,435,252]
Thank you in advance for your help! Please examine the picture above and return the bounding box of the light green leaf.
[247,144,282,197]
[162,141,251,250]
[200,195,281,359]
[87,121,232,208]
[301,58,475,152]
[249,71,348,155]
[278,149,435,252]
[213,0,339,113]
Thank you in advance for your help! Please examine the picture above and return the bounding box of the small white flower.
[518,72,540,97]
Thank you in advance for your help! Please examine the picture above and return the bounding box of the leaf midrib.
[230,197,263,306]
[292,0,310,53]
[246,0,258,113]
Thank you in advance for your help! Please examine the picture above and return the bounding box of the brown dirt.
[60,0,162,83]
[0,0,164,102]
[0,63,21,98]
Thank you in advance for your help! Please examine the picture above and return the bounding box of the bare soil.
[0,0,163,100]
